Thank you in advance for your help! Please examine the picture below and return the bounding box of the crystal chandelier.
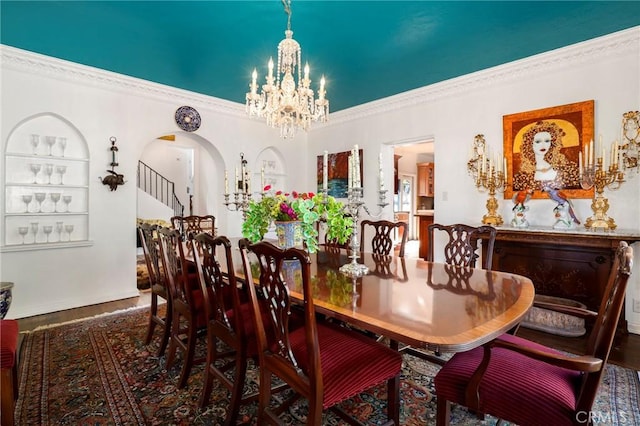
[245,0,329,139]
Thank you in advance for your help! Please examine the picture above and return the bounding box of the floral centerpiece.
[242,186,353,253]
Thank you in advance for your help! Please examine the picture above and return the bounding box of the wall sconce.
[620,111,639,174]
[99,136,125,191]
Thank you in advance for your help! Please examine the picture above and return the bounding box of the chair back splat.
[239,239,402,425]
[427,223,496,269]
[137,223,172,356]
[360,219,408,257]
[434,241,633,426]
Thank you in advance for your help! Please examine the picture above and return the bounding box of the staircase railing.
[137,160,184,218]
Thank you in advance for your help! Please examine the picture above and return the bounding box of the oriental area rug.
[16,307,640,425]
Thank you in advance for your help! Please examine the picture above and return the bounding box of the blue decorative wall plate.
[175,106,201,132]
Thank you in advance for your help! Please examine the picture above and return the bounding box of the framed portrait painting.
[316,149,363,198]
[503,100,595,199]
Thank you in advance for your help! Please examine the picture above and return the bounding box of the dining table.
[208,240,535,355]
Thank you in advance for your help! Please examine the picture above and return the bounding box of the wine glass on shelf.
[56,221,64,242]
[29,163,42,184]
[64,224,74,241]
[56,165,67,185]
[34,192,46,213]
[62,195,72,212]
[30,222,39,244]
[43,225,53,242]
[57,137,67,157]
[44,163,54,184]
[49,192,61,212]
[22,194,33,213]
[18,227,28,244]
[30,134,40,155]
[45,136,57,156]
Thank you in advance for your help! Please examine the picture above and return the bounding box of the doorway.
[394,174,415,239]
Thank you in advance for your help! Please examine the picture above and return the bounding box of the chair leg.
[177,316,197,389]
[156,301,171,357]
[387,374,400,425]
[1,368,15,426]
[144,293,159,345]
[436,397,451,426]
[165,310,180,370]
[257,367,273,424]
[225,353,248,426]
[199,332,217,409]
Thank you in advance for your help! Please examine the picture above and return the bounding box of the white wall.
[309,27,640,333]
[0,45,308,319]
[2,27,639,333]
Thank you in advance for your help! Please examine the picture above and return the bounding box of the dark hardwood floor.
[16,291,640,371]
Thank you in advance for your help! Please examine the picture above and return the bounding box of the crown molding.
[0,44,246,118]
[327,26,640,126]
[2,25,638,126]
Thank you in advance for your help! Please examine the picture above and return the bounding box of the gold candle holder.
[581,158,625,230]
[467,135,507,225]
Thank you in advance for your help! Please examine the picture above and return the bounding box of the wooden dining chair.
[239,239,402,425]
[427,223,497,269]
[360,219,408,257]
[434,241,633,426]
[171,214,215,238]
[137,223,172,356]
[157,226,206,389]
[192,233,289,422]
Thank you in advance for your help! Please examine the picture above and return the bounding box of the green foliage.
[242,190,352,253]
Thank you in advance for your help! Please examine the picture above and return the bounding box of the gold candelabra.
[467,134,507,225]
[580,154,625,230]
[578,111,638,230]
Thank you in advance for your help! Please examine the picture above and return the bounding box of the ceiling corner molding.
[0,44,246,118]
[328,26,640,126]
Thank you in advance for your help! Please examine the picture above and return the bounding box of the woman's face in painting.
[532,131,552,156]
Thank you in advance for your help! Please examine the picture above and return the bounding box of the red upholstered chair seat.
[435,333,582,426]
[289,321,402,409]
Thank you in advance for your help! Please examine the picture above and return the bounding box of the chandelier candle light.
[340,145,389,277]
[245,0,329,139]
[467,134,507,225]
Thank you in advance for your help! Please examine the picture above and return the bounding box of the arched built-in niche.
[253,147,287,191]
[3,113,90,250]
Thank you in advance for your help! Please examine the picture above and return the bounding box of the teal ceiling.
[2,1,639,112]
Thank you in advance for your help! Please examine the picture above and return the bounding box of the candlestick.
[348,155,353,190]
[261,167,265,191]
[354,145,360,187]
[225,170,229,195]
[579,152,583,177]
[323,150,328,191]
